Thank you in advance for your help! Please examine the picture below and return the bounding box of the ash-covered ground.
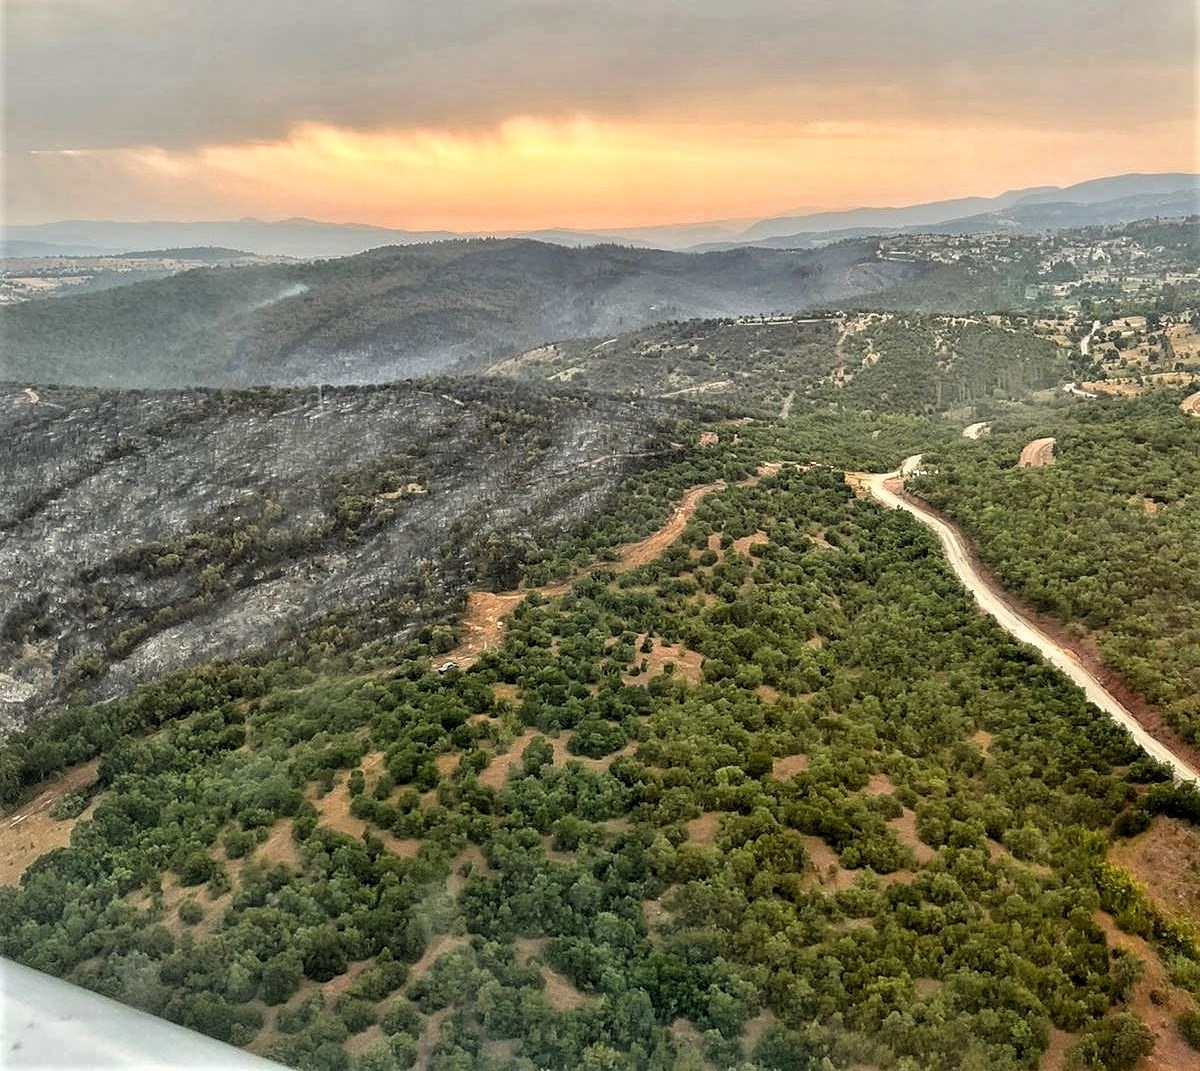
[0,380,671,728]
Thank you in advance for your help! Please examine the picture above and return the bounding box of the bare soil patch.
[686,812,722,845]
[879,869,916,888]
[158,871,231,941]
[756,684,781,703]
[624,635,703,685]
[447,846,485,897]
[258,818,301,869]
[416,1007,452,1070]
[551,736,636,775]
[513,937,592,1009]
[972,728,995,755]
[864,772,896,797]
[1182,390,1200,417]
[1039,1027,1078,1071]
[642,898,668,929]
[478,728,540,790]
[801,834,856,891]
[540,964,591,1010]
[406,933,470,990]
[323,960,370,1004]
[742,1009,778,1053]
[671,1017,706,1047]
[0,760,100,885]
[731,530,768,556]
[890,809,935,864]
[312,778,419,857]
[345,1024,385,1057]
[514,936,547,964]
[1109,817,1200,926]
[1018,437,1057,468]
[772,754,809,778]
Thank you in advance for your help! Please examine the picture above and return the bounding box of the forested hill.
[0,238,921,389]
[489,312,1071,416]
[0,378,685,724]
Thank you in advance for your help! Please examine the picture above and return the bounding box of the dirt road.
[865,472,1200,785]
[1182,391,1200,417]
[442,479,733,668]
[441,463,802,670]
[962,422,989,439]
[1018,437,1056,468]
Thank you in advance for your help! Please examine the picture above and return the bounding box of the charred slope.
[0,238,920,389]
[0,379,672,726]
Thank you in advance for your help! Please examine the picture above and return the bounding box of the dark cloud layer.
[7,0,1197,151]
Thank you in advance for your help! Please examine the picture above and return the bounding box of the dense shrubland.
[490,313,1071,418]
[4,461,1198,1070]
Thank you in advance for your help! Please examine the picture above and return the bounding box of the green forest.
[913,392,1200,746]
[4,419,1200,1071]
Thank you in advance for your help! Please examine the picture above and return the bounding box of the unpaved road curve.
[866,472,1200,785]
[1019,437,1056,468]
[1182,391,1200,417]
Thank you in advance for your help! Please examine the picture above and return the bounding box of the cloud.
[7,114,1196,230]
[7,0,1197,152]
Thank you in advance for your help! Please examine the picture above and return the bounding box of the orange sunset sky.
[5,1,1198,229]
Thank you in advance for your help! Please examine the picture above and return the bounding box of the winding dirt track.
[865,472,1200,785]
[444,467,799,669]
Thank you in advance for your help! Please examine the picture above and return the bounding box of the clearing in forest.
[311,776,419,857]
[0,760,100,885]
[624,635,703,685]
[889,809,936,863]
[1109,817,1200,926]
[772,753,809,778]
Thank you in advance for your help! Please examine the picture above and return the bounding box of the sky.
[4,0,1198,229]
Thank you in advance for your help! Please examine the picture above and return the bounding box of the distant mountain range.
[5,173,1195,258]
[707,174,1200,250]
